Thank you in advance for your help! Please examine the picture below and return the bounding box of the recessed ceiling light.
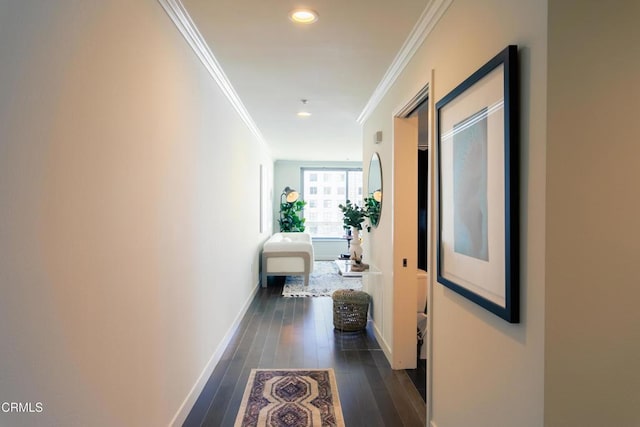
[297,99,311,117]
[288,9,319,24]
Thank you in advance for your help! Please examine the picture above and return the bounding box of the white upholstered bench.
[261,232,314,287]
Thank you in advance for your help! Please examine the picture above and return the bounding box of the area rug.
[282,261,361,297]
[234,369,345,427]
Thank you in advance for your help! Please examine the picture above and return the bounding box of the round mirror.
[367,152,382,227]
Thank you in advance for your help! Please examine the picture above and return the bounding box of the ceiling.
[182,0,428,162]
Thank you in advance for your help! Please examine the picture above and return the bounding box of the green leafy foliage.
[363,196,381,227]
[279,199,306,232]
[339,197,381,232]
[338,199,370,232]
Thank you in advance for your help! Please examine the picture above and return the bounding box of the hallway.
[184,280,426,426]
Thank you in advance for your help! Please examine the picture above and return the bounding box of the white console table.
[334,259,364,277]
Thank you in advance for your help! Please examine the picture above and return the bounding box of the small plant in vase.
[338,200,369,271]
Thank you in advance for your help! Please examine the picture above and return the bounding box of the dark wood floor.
[406,359,427,402]
[184,278,427,427]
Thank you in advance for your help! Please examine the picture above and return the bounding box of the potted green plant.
[279,199,306,232]
[338,199,369,232]
[338,200,370,270]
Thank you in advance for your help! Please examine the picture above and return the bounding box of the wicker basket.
[332,289,370,331]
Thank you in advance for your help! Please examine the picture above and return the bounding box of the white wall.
[0,2,272,426]
[273,160,362,260]
[362,0,547,425]
[545,2,640,426]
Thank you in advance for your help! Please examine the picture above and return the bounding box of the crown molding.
[356,0,453,125]
[157,0,266,147]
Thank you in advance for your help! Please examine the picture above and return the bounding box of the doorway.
[404,97,429,401]
[416,101,429,272]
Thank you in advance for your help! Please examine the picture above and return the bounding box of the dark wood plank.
[186,279,426,427]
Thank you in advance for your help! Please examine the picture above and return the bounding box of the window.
[302,168,363,238]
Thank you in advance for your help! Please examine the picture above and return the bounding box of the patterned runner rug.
[234,369,345,427]
[282,261,362,297]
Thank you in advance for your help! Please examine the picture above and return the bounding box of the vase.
[349,227,363,263]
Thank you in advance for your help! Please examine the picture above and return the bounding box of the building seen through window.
[302,168,363,237]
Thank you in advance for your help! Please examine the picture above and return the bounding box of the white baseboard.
[370,319,392,363]
[169,281,260,426]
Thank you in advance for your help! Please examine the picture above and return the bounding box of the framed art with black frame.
[435,45,519,323]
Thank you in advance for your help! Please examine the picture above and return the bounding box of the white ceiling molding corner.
[356,0,454,125]
[156,0,267,148]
